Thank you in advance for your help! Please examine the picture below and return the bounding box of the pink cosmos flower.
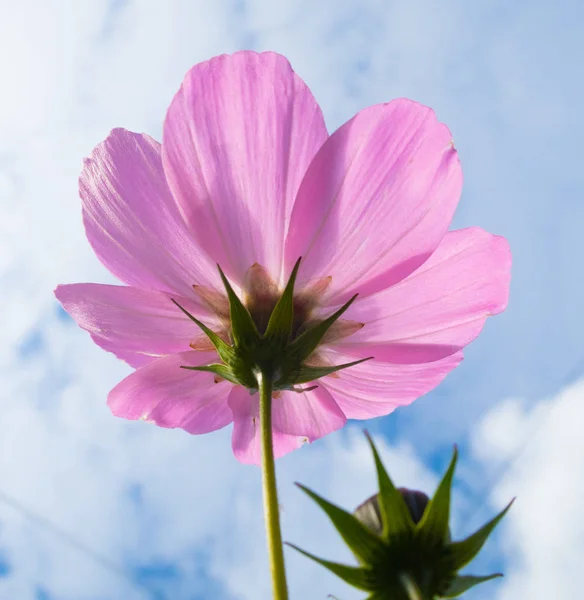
[55,51,511,464]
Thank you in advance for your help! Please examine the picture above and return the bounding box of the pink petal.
[162,51,328,285]
[108,352,233,434]
[319,349,463,419]
[55,283,217,368]
[228,386,306,465]
[272,386,346,440]
[285,99,462,304]
[330,228,511,363]
[81,128,218,296]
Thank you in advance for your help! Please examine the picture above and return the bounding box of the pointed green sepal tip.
[291,384,319,393]
[264,257,302,346]
[171,299,235,364]
[286,356,374,386]
[216,264,260,349]
[180,363,242,386]
[442,573,503,597]
[416,446,458,544]
[295,483,387,565]
[287,293,359,363]
[364,431,415,539]
[450,497,515,571]
[285,543,376,592]
[291,433,514,600]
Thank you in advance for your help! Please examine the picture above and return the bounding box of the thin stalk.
[258,371,289,600]
[399,573,424,600]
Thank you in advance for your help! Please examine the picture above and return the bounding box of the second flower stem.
[258,371,289,600]
[399,573,425,600]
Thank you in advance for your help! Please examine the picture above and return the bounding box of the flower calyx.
[288,432,514,599]
[173,258,372,391]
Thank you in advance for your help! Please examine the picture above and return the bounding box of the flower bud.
[289,434,513,599]
[398,488,430,525]
[355,488,430,536]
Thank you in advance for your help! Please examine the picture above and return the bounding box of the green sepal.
[365,432,415,539]
[264,257,301,347]
[180,363,241,386]
[442,573,502,597]
[416,447,458,544]
[171,299,235,364]
[217,264,260,349]
[450,499,514,570]
[290,384,318,393]
[286,543,376,592]
[287,294,358,362]
[295,483,387,565]
[284,357,373,386]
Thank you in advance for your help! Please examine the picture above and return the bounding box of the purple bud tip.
[397,487,430,524]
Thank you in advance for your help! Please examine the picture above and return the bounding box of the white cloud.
[472,378,584,599]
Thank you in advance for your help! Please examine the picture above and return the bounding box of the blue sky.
[0,0,582,598]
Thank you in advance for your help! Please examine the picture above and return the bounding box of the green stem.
[258,371,289,600]
[399,573,424,600]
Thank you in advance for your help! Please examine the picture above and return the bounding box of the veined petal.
[108,352,233,434]
[272,386,347,440]
[162,51,328,285]
[331,228,511,363]
[228,386,306,465]
[285,99,462,304]
[81,129,218,296]
[319,349,463,419]
[55,283,218,368]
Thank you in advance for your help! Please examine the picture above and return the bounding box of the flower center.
[242,263,330,337]
[172,260,369,391]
